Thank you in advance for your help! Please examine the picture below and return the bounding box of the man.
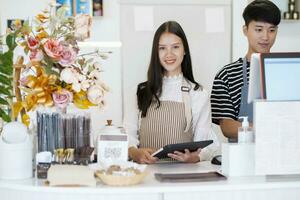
[210,0,281,141]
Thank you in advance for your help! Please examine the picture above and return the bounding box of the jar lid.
[99,120,122,135]
[1,122,28,144]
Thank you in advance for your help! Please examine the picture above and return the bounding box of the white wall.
[89,0,120,41]
[231,0,248,61]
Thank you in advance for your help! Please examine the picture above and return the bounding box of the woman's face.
[158,32,185,77]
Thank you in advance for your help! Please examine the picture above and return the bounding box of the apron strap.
[181,78,192,133]
[242,57,248,86]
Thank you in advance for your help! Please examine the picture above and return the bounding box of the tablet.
[151,140,213,159]
[155,172,226,182]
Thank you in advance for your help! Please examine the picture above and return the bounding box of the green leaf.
[0,64,12,75]
[86,58,94,64]
[0,86,11,96]
[0,50,14,76]
[45,65,60,76]
[0,96,9,105]
[0,107,11,122]
[24,47,29,54]
[0,74,12,85]
[3,50,13,66]
[56,6,71,20]
[23,19,29,27]
[88,64,94,73]
[45,65,52,74]
[6,33,17,51]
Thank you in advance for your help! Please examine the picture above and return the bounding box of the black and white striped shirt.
[210,58,250,124]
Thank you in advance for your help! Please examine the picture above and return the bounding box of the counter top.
[1,161,300,200]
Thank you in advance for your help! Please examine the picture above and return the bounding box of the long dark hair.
[137,21,201,117]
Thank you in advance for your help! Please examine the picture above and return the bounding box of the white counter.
[1,161,300,200]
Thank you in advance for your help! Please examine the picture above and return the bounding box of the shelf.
[282,19,300,22]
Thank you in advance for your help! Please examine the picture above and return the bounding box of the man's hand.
[219,119,253,139]
[167,148,201,163]
[128,147,158,164]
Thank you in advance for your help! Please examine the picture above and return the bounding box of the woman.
[125,21,218,164]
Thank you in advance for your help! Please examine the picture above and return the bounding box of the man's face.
[243,21,278,54]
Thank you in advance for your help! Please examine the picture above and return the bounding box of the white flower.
[87,84,105,104]
[77,74,86,82]
[96,49,109,60]
[60,68,76,84]
[72,82,81,92]
[96,80,110,92]
[81,79,90,91]
[93,62,102,71]
[98,99,107,108]
[74,14,92,41]
[90,69,102,81]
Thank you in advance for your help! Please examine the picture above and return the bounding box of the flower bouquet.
[0,4,109,127]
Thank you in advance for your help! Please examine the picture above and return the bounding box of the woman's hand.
[168,148,201,163]
[128,147,158,164]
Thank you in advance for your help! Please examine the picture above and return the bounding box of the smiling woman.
[125,21,219,164]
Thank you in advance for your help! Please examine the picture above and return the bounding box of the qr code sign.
[104,147,122,159]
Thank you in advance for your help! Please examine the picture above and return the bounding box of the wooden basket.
[95,171,147,186]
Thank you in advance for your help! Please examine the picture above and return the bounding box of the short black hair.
[243,0,281,26]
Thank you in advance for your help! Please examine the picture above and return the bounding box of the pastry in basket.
[94,162,147,186]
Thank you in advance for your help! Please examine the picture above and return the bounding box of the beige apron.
[139,78,193,151]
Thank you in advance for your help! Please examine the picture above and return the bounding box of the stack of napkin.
[47,165,96,186]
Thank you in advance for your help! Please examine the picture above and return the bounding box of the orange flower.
[36,26,45,33]
[36,13,48,23]
[36,31,48,40]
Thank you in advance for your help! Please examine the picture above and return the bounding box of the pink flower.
[59,46,77,67]
[29,49,44,61]
[19,77,28,86]
[52,89,73,109]
[27,36,39,50]
[43,39,63,60]
[74,14,92,41]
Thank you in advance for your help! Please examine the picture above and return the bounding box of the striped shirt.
[210,58,250,124]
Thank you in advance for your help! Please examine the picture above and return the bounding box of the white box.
[255,101,300,175]
[97,134,128,163]
[222,143,255,177]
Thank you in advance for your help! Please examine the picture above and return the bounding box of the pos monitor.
[248,52,300,103]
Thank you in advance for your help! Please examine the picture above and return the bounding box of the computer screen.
[261,52,300,101]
